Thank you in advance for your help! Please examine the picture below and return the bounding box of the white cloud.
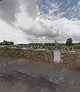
[50,3,60,12]
[78,1,80,6]
[14,0,80,43]
[0,19,28,44]
[15,11,34,30]
[0,0,80,43]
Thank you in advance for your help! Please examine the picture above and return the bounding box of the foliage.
[0,40,14,45]
[66,38,73,46]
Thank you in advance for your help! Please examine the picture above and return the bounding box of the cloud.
[0,19,27,44]
[0,0,20,24]
[0,0,80,43]
[16,9,80,43]
[16,13,61,41]
[22,0,38,18]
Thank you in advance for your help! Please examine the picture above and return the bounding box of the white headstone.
[54,50,61,63]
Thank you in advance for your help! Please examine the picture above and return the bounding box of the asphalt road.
[0,56,80,92]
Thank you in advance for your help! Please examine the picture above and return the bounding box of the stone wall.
[0,47,80,65]
[0,47,54,62]
[61,51,80,65]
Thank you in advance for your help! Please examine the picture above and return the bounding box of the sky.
[0,0,80,44]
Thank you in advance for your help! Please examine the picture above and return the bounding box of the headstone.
[54,49,61,63]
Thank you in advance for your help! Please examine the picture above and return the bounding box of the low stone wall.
[0,47,80,65]
[0,47,54,62]
[61,51,80,65]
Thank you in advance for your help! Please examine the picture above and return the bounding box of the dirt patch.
[0,56,80,92]
[0,71,60,92]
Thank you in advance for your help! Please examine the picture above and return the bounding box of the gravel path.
[0,56,80,92]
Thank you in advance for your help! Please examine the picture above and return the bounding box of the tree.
[0,40,14,45]
[66,38,73,46]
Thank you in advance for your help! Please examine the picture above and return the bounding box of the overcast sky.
[0,0,80,44]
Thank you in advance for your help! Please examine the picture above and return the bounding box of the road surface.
[0,56,80,92]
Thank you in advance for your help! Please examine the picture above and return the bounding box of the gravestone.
[54,49,61,63]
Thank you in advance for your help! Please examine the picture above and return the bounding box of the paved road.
[0,56,80,92]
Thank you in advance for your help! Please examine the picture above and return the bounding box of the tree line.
[0,38,79,46]
[0,40,14,45]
